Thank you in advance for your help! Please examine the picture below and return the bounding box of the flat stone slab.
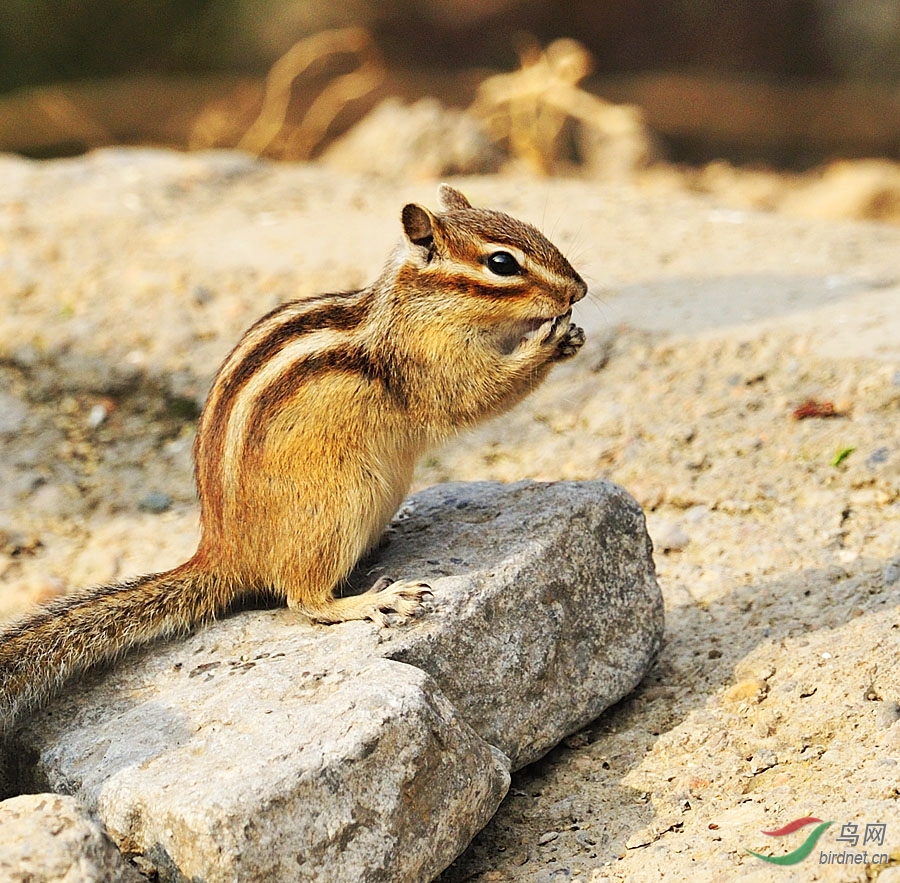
[5,480,662,882]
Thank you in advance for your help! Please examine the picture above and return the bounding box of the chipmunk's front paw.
[506,311,584,366]
[553,323,586,361]
[367,576,432,626]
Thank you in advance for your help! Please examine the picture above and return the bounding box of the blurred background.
[1,0,899,217]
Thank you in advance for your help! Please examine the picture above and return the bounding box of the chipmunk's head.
[397,185,586,347]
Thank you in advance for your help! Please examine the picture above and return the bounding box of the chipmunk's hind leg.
[289,577,431,627]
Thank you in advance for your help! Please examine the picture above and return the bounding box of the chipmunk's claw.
[368,577,432,623]
[554,323,586,360]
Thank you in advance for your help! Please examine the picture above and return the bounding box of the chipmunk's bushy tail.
[0,560,234,733]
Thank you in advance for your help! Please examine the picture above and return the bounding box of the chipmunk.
[0,184,586,733]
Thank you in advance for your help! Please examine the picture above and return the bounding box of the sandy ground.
[0,150,899,881]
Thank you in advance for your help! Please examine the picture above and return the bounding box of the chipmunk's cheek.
[495,318,542,355]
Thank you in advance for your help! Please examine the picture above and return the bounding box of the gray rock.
[6,479,662,883]
[0,793,143,883]
[15,636,508,883]
[138,490,173,513]
[377,481,663,768]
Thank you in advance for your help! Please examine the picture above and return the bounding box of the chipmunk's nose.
[568,275,588,305]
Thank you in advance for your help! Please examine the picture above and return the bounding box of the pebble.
[0,525,41,556]
[684,504,709,524]
[722,679,768,704]
[873,866,900,883]
[11,344,40,368]
[547,797,576,819]
[539,830,560,845]
[882,556,900,586]
[88,402,110,428]
[866,446,890,467]
[734,436,763,455]
[876,701,900,729]
[193,285,214,305]
[654,521,690,553]
[749,749,777,774]
[139,491,173,513]
[576,830,597,848]
[0,392,27,435]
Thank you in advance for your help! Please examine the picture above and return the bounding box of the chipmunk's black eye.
[486,251,521,276]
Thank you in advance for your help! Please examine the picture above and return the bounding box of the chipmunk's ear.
[401,203,436,256]
[437,184,471,211]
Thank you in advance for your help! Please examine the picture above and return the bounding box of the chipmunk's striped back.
[194,289,378,531]
[0,184,587,736]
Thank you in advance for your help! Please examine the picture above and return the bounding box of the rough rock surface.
[29,654,507,883]
[5,480,661,883]
[0,793,143,883]
[378,481,662,769]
